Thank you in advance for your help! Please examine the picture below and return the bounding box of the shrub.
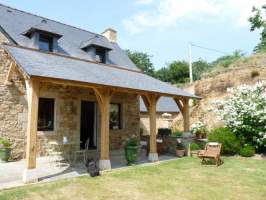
[125,136,138,147]
[158,128,171,137]
[214,82,266,151]
[251,70,259,78]
[190,143,200,151]
[240,145,255,157]
[172,130,182,137]
[208,127,241,155]
[191,121,208,138]
[176,139,185,150]
[0,138,12,148]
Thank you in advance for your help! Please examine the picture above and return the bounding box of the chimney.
[102,28,117,43]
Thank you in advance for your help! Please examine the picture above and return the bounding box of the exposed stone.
[0,47,140,160]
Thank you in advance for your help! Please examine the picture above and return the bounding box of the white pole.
[189,43,193,83]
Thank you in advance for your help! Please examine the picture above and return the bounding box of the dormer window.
[22,21,62,52]
[39,34,53,52]
[80,35,112,64]
[96,49,106,63]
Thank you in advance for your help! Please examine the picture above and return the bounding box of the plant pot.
[176,149,185,157]
[124,145,139,165]
[195,132,202,139]
[0,147,11,162]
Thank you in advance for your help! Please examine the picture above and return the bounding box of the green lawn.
[0,157,266,200]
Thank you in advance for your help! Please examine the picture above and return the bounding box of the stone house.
[140,97,180,135]
[0,4,199,183]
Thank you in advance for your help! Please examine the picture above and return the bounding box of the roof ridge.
[3,43,143,74]
[0,3,106,38]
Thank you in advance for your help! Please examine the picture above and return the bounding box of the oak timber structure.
[0,4,200,183]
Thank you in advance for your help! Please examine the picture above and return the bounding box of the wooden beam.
[94,88,113,170]
[5,61,15,85]
[141,94,160,162]
[182,98,190,132]
[25,79,39,169]
[174,97,190,132]
[32,76,199,100]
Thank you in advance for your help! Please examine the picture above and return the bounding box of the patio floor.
[0,149,177,190]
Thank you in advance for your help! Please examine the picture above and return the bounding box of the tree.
[126,50,155,76]
[192,59,212,80]
[155,61,189,84]
[211,50,244,68]
[249,5,266,52]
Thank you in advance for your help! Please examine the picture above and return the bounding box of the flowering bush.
[215,82,266,151]
[191,121,208,138]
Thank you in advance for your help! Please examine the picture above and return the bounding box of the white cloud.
[123,0,266,34]
[135,0,154,5]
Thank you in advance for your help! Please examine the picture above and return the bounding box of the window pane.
[39,34,53,51]
[95,49,106,63]
[38,98,55,131]
[39,40,50,51]
[109,104,121,130]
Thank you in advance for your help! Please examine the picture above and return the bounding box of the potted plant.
[124,136,139,165]
[176,139,185,157]
[189,143,201,157]
[0,138,12,162]
[191,121,208,139]
[172,130,182,137]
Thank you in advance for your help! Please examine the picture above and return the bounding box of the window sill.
[37,131,56,136]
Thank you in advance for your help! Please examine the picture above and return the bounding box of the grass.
[0,157,266,200]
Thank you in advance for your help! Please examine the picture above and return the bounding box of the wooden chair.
[47,141,64,168]
[74,138,90,164]
[198,142,222,166]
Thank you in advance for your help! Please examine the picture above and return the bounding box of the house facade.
[0,4,199,183]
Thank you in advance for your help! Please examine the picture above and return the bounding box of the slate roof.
[0,4,138,71]
[140,97,180,113]
[0,4,200,99]
[4,45,199,98]
[80,35,112,50]
[22,21,63,38]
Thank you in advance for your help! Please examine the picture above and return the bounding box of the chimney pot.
[102,28,117,43]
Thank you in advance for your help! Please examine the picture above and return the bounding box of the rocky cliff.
[173,53,266,131]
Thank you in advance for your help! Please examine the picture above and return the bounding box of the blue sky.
[0,0,264,69]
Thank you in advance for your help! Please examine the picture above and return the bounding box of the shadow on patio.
[0,150,177,190]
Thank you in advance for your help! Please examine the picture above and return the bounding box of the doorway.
[80,101,96,150]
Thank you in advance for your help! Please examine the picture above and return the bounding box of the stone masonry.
[0,34,140,160]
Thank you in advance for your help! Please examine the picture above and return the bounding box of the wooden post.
[23,79,39,183]
[94,88,113,170]
[174,98,190,132]
[141,94,160,162]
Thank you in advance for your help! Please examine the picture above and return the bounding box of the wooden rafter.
[5,60,15,85]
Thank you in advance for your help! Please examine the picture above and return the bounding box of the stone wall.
[0,49,28,160]
[0,32,9,44]
[37,83,140,156]
[140,112,179,135]
[0,34,140,159]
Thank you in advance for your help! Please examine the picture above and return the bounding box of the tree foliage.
[211,50,244,68]
[126,49,242,84]
[125,50,155,76]
[249,5,266,52]
[214,82,266,152]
